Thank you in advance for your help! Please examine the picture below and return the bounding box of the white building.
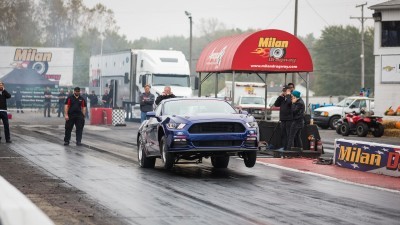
[369,1,400,115]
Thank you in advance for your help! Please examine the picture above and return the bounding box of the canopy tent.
[196,29,313,116]
[1,68,56,87]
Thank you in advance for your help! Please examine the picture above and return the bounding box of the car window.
[155,104,162,116]
[337,98,354,107]
[351,100,361,108]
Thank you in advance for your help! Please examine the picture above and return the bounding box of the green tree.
[0,0,41,46]
[313,25,374,96]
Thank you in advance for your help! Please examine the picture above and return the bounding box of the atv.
[338,109,384,137]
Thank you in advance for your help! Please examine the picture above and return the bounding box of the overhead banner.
[334,139,400,177]
[196,29,313,73]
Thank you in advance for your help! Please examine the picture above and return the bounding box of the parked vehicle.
[338,110,384,137]
[137,98,259,169]
[313,96,374,129]
[89,49,192,108]
[236,95,266,120]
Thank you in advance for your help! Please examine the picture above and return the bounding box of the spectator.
[57,88,67,117]
[15,87,23,113]
[88,90,98,107]
[274,85,293,150]
[102,89,111,108]
[139,84,155,122]
[43,86,52,117]
[0,81,12,143]
[286,90,305,151]
[155,86,176,105]
[63,87,87,146]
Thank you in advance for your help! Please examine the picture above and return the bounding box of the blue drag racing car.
[137,98,259,169]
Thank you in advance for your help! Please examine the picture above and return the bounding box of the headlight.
[166,123,186,129]
[246,122,258,128]
[322,111,329,117]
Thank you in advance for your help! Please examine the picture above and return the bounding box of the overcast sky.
[83,0,383,41]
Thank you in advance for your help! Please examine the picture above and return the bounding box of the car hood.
[165,113,253,124]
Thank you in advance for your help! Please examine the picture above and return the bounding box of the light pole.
[185,11,193,75]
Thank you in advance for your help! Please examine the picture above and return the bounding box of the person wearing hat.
[63,87,87,146]
[274,84,294,150]
[286,90,305,151]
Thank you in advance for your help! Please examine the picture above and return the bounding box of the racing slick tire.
[137,135,156,168]
[356,122,369,137]
[243,151,257,168]
[211,155,230,168]
[372,123,384,137]
[160,136,175,170]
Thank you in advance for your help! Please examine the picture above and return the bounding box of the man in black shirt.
[0,81,12,143]
[63,87,87,146]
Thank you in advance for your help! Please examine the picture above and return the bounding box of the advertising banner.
[0,46,74,86]
[334,139,400,177]
[0,46,74,108]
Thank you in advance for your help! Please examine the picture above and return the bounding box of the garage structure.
[196,29,313,116]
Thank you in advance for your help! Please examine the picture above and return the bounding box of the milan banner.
[334,139,400,177]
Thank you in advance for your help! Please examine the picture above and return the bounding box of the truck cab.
[313,96,374,129]
[236,95,266,120]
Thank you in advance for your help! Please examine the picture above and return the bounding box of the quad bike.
[338,109,384,137]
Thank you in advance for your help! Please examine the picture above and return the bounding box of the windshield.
[336,98,355,107]
[152,74,190,87]
[240,96,265,105]
[163,99,237,115]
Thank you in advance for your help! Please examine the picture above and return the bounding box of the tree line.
[0,0,374,96]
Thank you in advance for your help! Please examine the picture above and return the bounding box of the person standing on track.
[0,81,12,143]
[63,87,87,146]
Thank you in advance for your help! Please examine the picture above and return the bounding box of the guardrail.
[0,176,54,225]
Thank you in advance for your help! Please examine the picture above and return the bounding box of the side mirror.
[240,110,248,115]
[146,111,156,118]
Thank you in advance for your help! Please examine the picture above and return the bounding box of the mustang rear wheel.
[138,135,155,168]
[211,155,230,168]
[161,136,175,170]
[243,151,257,167]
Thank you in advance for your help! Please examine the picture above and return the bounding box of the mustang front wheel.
[243,151,257,168]
[161,136,175,170]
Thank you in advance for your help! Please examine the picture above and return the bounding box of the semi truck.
[89,49,192,111]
